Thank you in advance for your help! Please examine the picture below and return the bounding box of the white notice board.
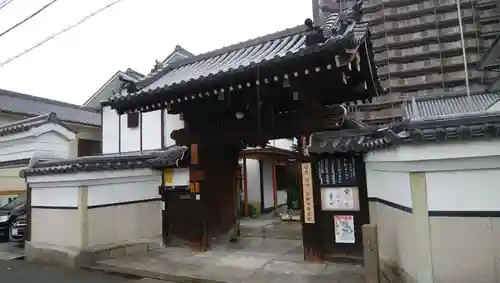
[321,187,359,211]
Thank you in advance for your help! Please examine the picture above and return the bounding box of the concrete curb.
[82,262,228,283]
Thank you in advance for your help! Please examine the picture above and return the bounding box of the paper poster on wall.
[321,187,359,211]
[334,215,355,244]
[163,168,190,187]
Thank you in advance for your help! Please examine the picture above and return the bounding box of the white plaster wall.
[0,125,74,162]
[270,138,295,151]
[31,186,79,208]
[0,166,27,191]
[365,139,500,164]
[365,168,412,208]
[26,168,159,188]
[119,113,141,152]
[102,106,119,154]
[141,110,162,150]
[262,159,274,209]
[366,139,500,211]
[103,107,185,153]
[245,159,261,206]
[426,169,500,211]
[277,190,287,206]
[163,111,184,147]
[88,176,161,207]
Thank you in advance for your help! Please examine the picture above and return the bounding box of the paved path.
[0,259,142,283]
[0,242,24,260]
[91,237,365,283]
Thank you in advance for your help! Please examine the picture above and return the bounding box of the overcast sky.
[0,0,312,105]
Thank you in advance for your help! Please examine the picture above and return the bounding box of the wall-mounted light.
[235,112,245,120]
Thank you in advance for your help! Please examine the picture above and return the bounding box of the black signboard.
[317,156,357,186]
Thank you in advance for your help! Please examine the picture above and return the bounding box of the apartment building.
[313,0,500,100]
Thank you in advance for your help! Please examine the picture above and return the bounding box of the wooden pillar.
[242,157,249,217]
[298,136,324,262]
[231,168,241,242]
[272,159,278,215]
[189,143,209,252]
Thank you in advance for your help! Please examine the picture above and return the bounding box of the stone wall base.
[379,259,415,283]
[25,239,162,268]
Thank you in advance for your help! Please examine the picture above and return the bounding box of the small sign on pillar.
[301,163,315,224]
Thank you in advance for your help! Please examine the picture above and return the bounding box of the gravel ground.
[0,259,142,283]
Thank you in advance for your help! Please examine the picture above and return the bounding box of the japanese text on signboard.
[301,163,315,223]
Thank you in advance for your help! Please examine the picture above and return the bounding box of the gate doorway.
[109,1,382,262]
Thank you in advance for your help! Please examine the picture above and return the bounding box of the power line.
[0,0,16,11]
[0,0,127,68]
[0,0,59,39]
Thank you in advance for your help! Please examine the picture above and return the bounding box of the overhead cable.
[0,0,16,11]
[0,0,59,39]
[0,0,127,68]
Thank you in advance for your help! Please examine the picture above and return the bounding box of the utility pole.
[456,0,471,100]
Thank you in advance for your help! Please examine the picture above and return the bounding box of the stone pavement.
[0,259,142,283]
[0,242,25,260]
[89,237,365,283]
[239,218,302,240]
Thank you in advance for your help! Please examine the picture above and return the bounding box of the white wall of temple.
[141,110,162,150]
[245,158,261,207]
[163,110,184,148]
[365,169,412,209]
[262,159,275,210]
[0,166,27,192]
[119,112,141,152]
[0,123,75,163]
[87,171,161,207]
[365,139,500,283]
[26,168,163,249]
[32,186,79,208]
[365,139,500,211]
[101,106,185,154]
[102,106,120,153]
[242,158,286,211]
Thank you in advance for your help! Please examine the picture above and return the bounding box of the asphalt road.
[0,259,142,283]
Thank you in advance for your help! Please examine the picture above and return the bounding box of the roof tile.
[21,146,188,177]
[0,89,100,126]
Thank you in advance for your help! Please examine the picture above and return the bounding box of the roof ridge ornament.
[305,0,364,46]
[304,18,326,47]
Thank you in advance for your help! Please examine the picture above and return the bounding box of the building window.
[78,139,101,157]
[127,112,139,128]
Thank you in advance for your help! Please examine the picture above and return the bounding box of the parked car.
[9,213,26,244]
[0,196,26,241]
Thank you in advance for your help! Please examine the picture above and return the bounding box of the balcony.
[481,22,500,36]
[371,24,478,49]
[384,70,485,91]
[378,54,482,77]
[392,84,486,98]
[374,39,479,63]
[369,8,475,38]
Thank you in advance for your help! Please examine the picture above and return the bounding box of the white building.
[0,89,101,207]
